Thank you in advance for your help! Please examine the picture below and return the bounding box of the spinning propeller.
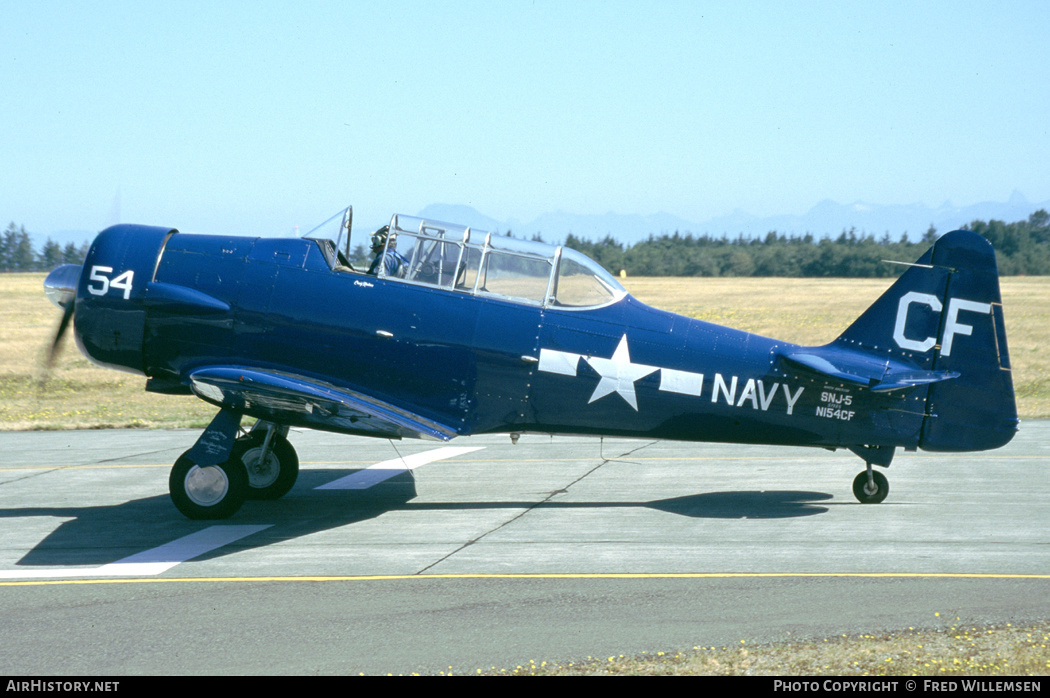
[42,263,82,373]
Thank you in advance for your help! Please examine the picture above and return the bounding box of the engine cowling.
[73,224,176,374]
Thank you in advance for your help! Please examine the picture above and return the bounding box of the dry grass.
[2,273,1048,429]
[0,273,214,429]
[476,620,1050,676]
[624,276,891,344]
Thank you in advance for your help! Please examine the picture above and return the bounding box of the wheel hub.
[241,447,280,488]
[184,465,229,506]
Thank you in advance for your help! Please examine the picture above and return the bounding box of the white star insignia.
[584,335,657,411]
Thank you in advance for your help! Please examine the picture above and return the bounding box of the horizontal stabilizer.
[779,350,959,392]
[187,366,459,441]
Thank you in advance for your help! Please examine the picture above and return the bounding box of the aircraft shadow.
[646,490,832,518]
[2,469,832,568]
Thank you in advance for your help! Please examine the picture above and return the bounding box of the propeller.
[42,263,82,375]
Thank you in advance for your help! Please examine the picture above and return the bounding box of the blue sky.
[3,1,1048,238]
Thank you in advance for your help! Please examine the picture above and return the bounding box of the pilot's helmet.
[370,225,390,251]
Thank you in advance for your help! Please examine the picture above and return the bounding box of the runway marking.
[0,525,270,581]
[315,446,485,490]
[3,571,1050,587]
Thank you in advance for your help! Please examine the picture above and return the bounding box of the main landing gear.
[169,415,299,520]
[847,445,892,504]
[235,427,299,501]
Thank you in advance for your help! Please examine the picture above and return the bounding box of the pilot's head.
[370,225,390,253]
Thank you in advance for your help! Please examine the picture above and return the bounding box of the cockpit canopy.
[305,207,626,309]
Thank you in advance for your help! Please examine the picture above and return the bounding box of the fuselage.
[73,225,924,451]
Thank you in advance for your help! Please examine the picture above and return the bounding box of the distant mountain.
[519,210,697,243]
[418,192,1050,246]
[416,204,506,234]
[697,191,1050,242]
[414,205,697,243]
[23,194,1050,253]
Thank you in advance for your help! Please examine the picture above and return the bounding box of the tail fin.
[835,230,1018,452]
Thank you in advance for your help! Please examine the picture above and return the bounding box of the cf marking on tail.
[893,293,992,357]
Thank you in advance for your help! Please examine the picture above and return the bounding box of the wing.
[186,366,458,441]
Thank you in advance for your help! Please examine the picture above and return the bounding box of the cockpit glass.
[478,252,552,304]
[302,207,352,255]
[301,207,626,309]
[551,248,625,307]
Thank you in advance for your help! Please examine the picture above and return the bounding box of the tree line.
[558,210,1050,278]
[1,223,90,272]
[5,210,1049,277]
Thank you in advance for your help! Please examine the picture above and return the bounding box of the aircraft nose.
[44,263,81,309]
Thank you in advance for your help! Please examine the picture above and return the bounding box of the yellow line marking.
[3,572,1049,587]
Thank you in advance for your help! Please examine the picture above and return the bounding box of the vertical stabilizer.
[834,230,1017,452]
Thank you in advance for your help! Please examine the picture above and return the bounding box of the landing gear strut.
[847,445,893,504]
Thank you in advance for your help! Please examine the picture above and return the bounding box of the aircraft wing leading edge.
[186,366,458,442]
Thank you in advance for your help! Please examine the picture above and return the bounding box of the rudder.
[919,231,1017,451]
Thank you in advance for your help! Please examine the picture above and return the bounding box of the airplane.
[42,205,1018,519]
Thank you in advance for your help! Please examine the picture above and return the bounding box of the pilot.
[367,225,408,276]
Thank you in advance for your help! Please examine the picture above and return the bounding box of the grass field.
[2,273,1048,429]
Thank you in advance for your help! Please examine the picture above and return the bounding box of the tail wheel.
[170,452,248,520]
[852,469,889,504]
[233,432,299,501]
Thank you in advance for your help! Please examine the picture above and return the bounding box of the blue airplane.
[43,206,1018,519]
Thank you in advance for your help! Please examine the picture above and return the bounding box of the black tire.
[169,451,248,520]
[852,470,889,504]
[233,432,299,501]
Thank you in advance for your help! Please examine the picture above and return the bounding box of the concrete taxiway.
[1,422,1048,674]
